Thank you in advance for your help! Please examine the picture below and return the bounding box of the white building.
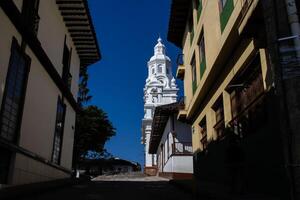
[149,102,193,179]
[0,0,100,186]
[141,38,178,175]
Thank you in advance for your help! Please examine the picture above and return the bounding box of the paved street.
[20,173,194,200]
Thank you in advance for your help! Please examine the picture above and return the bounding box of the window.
[198,32,206,78]
[194,0,203,21]
[219,0,227,11]
[188,14,194,45]
[199,117,207,150]
[213,97,225,139]
[229,55,265,137]
[51,97,66,165]
[218,0,234,32]
[191,56,197,94]
[0,38,30,143]
[22,0,40,35]
[62,36,72,89]
[152,66,155,74]
[230,56,264,118]
[157,65,162,73]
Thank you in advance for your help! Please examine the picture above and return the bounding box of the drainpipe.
[284,0,300,57]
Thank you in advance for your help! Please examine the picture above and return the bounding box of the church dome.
[149,37,171,62]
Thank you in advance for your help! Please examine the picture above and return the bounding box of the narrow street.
[19,173,194,200]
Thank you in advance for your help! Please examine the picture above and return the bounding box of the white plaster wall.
[0,2,79,184]
[170,156,193,173]
[70,50,80,99]
[60,101,75,170]
[37,0,65,76]
[38,0,80,98]
[19,47,58,161]
[163,157,172,172]
[160,155,193,173]
[145,130,156,167]
[12,153,69,185]
[156,115,193,173]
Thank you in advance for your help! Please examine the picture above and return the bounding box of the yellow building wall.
[179,0,271,153]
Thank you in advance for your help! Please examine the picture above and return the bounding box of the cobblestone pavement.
[20,173,194,200]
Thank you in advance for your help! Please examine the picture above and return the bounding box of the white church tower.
[141,37,178,175]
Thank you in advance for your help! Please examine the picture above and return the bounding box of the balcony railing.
[173,142,193,154]
[229,92,266,138]
[214,119,225,140]
[200,132,208,150]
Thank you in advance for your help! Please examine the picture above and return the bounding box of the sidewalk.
[169,179,280,200]
[92,172,169,182]
[0,176,90,199]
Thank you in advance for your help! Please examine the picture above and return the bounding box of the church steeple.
[154,37,166,55]
[142,37,179,170]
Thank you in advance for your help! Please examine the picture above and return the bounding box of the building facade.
[141,38,178,175]
[78,158,141,176]
[168,0,300,199]
[149,102,193,179]
[0,0,100,186]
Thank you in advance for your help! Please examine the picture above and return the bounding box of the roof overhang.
[149,102,183,154]
[167,0,191,48]
[56,0,101,68]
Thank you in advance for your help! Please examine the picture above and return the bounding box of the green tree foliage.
[73,67,116,167]
[78,67,92,107]
[73,106,116,164]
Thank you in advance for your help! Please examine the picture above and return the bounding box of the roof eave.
[167,0,191,49]
[148,103,181,153]
[56,0,101,68]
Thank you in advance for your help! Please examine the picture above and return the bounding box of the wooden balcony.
[214,119,226,140]
[229,92,266,138]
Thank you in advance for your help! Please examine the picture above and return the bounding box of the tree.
[78,67,92,107]
[73,106,116,166]
[73,67,116,168]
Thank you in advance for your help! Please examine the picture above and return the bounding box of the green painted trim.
[220,0,234,32]
[197,0,202,21]
[200,60,206,79]
[192,79,197,95]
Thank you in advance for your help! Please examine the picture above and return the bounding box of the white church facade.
[141,38,178,175]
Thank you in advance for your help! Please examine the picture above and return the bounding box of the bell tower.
[141,37,178,175]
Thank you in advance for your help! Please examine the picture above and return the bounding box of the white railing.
[174,142,193,154]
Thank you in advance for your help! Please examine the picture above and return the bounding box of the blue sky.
[87,0,182,166]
